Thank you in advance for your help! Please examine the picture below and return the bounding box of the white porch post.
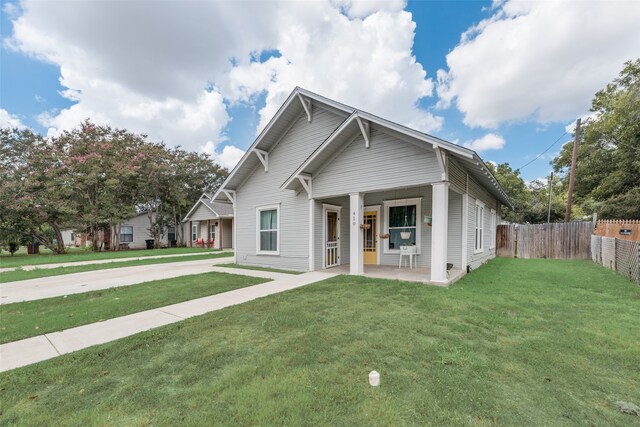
[309,198,315,272]
[430,182,449,283]
[349,192,364,275]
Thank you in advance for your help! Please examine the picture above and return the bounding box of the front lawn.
[1,258,638,425]
[0,252,233,283]
[0,247,222,269]
[0,272,268,344]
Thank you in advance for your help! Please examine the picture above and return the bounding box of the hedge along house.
[214,88,511,284]
[182,193,234,249]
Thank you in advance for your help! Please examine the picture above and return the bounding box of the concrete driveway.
[0,257,258,305]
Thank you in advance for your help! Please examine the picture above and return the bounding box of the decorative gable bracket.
[356,116,370,148]
[253,148,269,172]
[433,146,448,182]
[222,189,236,207]
[297,174,313,199]
[297,94,312,122]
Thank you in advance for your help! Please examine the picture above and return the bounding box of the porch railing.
[326,241,339,268]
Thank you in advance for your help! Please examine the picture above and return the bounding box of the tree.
[488,162,529,223]
[0,128,76,253]
[55,121,145,251]
[553,59,640,219]
[166,149,228,246]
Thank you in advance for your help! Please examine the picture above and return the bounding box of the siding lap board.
[236,108,345,271]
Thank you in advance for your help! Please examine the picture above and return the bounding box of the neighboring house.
[118,211,174,249]
[213,87,511,284]
[60,229,76,247]
[72,212,175,250]
[182,193,234,249]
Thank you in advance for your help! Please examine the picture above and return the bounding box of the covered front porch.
[327,264,464,286]
[310,183,465,285]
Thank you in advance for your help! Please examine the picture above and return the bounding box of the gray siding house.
[214,88,511,284]
[183,193,234,249]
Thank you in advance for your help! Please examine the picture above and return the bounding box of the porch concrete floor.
[326,264,464,286]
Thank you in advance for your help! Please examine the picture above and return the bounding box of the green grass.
[0,247,222,269]
[216,262,304,275]
[1,258,638,425]
[0,252,233,283]
[0,272,268,344]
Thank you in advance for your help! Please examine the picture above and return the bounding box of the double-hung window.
[120,225,133,243]
[257,204,279,255]
[191,225,198,241]
[474,201,484,253]
[383,198,421,253]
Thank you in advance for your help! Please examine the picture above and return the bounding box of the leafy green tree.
[54,121,144,251]
[0,128,76,253]
[553,59,640,219]
[488,162,529,223]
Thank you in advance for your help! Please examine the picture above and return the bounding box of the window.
[210,224,216,241]
[168,227,176,242]
[257,205,279,254]
[383,198,421,253]
[120,225,133,243]
[490,209,496,249]
[474,201,484,253]
[191,225,197,241]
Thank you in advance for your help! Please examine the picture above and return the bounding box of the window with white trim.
[191,225,197,241]
[257,204,279,254]
[210,224,216,242]
[383,198,422,253]
[120,225,133,243]
[490,209,496,249]
[474,201,484,253]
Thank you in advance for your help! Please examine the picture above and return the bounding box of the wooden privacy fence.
[594,219,640,241]
[496,222,593,259]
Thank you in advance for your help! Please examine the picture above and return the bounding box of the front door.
[325,210,339,268]
[363,210,378,265]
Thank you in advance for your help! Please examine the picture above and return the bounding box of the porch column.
[349,192,364,275]
[309,198,315,271]
[430,182,449,283]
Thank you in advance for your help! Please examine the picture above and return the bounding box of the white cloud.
[463,133,506,152]
[437,0,640,128]
[0,108,26,128]
[209,144,246,170]
[564,112,599,134]
[6,0,440,158]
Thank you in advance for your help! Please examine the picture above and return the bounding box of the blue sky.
[2,0,638,180]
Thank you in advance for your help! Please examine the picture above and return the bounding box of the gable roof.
[183,194,234,221]
[214,87,512,208]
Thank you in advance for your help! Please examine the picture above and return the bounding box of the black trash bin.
[145,239,155,249]
[170,239,177,248]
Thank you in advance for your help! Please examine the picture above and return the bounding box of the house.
[117,211,175,249]
[73,212,176,250]
[213,88,511,284]
[182,193,234,249]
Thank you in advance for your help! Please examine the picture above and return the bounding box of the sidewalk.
[0,250,232,273]
[0,270,336,372]
[0,257,247,305]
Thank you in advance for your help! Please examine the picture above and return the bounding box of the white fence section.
[591,235,640,285]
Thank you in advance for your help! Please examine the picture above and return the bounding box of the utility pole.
[565,118,581,222]
[547,171,554,223]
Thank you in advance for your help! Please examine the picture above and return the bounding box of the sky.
[1,0,639,182]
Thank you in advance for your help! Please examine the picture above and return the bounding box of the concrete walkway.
[0,250,232,273]
[0,258,286,305]
[0,270,336,372]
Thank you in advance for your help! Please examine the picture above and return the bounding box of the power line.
[516,130,569,172]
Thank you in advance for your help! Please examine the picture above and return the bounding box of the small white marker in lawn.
[369,370,380,387]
